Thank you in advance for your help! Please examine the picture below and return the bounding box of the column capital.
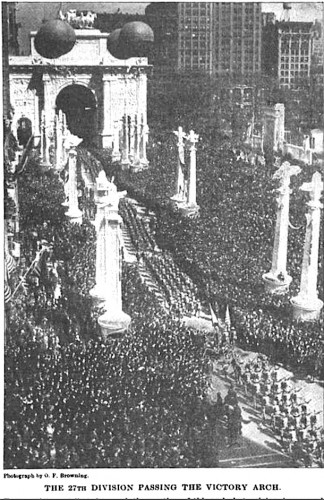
[42,73,52,84]
[188,129,199,146]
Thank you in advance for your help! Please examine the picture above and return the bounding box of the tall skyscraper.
[177,2,262,77]
[311,18,323,69]
[177,2,213,73]
[212,2,262,77]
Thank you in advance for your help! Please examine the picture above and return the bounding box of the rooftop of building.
[276,21,314,30]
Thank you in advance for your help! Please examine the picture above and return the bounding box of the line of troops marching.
[220,352,324,467]
[142,252,201,317]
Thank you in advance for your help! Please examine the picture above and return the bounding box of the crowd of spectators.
[115,129,323,378]
[5,155,219,468]
[4,109,323,469]
[5,263,216,468]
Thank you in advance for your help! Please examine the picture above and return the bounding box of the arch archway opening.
[55,84,97,143]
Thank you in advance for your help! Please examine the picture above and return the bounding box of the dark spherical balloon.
[119,21,154,58]
[34,20,76,59]
[106,28,123,59]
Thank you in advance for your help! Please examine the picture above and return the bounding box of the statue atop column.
[171,127,199,217]
[171,126,187,202]
[291,172,323,321]
[263,161,301,294]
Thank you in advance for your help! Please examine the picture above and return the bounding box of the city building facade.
[263,20,313,89]
[212,2,262,77]
[278,22,313,88]
[146,2,262,77]
[177,2,213,73]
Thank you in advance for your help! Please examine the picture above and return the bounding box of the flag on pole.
[5,252,16,277]
[225,305,231,329]
[30,248,48,280]
[4,281,12,303]
[209,302,219,326]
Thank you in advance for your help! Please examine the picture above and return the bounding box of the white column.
[56,111,63,170]
[134,73,141,166]
[90,171,130,338]
[90,198,108,302]
[54,114,59,169]
[291,172,323,321]
[187,129,199,206]
[62,112,68,166]
[121,114,130,166]
[263,162,301,294]
[274,103,285,152]
[112,120,121,161]
[172,126,186,201]
[138,72,149,166]
[121,77,130,166]
[33,91,41,147]
[62,175,69,207]
[129,115,135,163]
[40,110,45,160]
[43,76,55,165]
[141,122,149,166]
[139,114,145,163]
[44,121,50,164]
[65,148,82,224]
[98,208,131,337]
[135,114,141,164]
[101,75,113,149]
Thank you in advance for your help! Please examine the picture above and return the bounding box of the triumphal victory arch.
[9,26,151,168]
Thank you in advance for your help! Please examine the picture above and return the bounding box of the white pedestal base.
[130,162,144,173]
[290,296,323,322]
[179,203,200,217]
[40,161,51,171]
[170,194,186,204]
[140,159,149,168]
[262,272,292,295]
[66,208,83,225]
[98,308,131,339]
